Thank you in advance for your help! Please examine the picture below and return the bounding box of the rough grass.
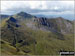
[1,24,74,55]
[15,27,74,55]
[1,40,26,55]
[1,18,74,55]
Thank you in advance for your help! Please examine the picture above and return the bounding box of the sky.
[1,1,74,20]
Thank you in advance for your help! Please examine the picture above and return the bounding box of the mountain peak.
[18,11,28,14]
[56,17,64,20]
[14,11,34,19]
[17,11,29,16]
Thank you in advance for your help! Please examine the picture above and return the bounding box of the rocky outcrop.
[35,17,74,34]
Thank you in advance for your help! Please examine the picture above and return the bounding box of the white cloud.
[1,1,74,15]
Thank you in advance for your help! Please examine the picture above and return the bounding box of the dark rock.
[8,17,17,23]
[0,41,5,44]
[18,40,23,43]
[23,50,31,53]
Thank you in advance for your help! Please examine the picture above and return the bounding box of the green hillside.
[0,40,26,55]
[1,23,74,55]
[0,12,74,55]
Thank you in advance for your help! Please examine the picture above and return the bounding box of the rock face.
[35,17,74,34]
[7,17,17,23]
[7,17,20,28]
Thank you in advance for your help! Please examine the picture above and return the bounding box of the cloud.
[1,1,74,17]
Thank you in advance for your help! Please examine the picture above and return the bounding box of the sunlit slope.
[0,40,26,55]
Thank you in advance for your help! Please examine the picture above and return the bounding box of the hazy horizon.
[1,1,74,20]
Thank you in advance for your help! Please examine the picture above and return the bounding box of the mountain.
[1,12,74,55]
[1,16,37,51]
[35,17,74,34]
[0,14,10,20]
[13,12,35,20]
[35,14,46,18]
[35,14,55,18]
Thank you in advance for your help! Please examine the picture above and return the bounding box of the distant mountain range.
[35,14,75,21]
[0,14,10,20]
[35,14,56,18]
[1,12,74,55]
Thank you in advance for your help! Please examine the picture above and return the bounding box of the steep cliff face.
[35,17,74,34]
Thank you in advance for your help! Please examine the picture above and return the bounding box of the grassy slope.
[15,27,74,55]
[0,18,9,28]
[1,18,74,55]
[0,40,26,55]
